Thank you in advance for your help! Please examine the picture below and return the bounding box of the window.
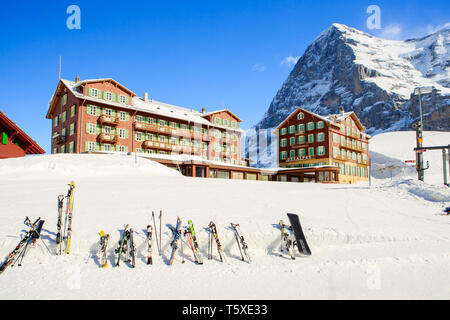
[70,105,76,118]
[290,150,295,158]
[105,92,112,101]
[280,128,287,135]
[297,135,305,145]
[280,139,287,147]
[118,95,126,104]
[104,144,111,151]
[90,88,98,97]
[298,149,306,157]
[104,109,112,117]
[297,124,305,133]
[289,125,295,134]
[136,132,142,141]
[89,105,97,116]
[61,145,66,153]
[118,129,126,139]
[69,141,75,153]
[307,122,315,131]
[231,121,236,128]
[214,117,220,124]
[88,123,96,134]
[297,112,304,120]
[308,134,314,143]
[317,132,325,142]
[280,151,287,160]
[69,123,75,136]
[136,115,142,123]
[317,146,325,156]
[53,117,58,127]
[120,112,126,121]
[289,137,295,146]
[117,145,126,152]
[317,121,324,129]
[62,111,67,123]
[62,94,68,106]
[308,147,314,156]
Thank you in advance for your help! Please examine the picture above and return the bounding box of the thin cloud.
[252,64,265,72]
[379,23,403,39]
[280,56,300,68]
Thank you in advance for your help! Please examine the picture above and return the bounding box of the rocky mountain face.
[255,23,450,134]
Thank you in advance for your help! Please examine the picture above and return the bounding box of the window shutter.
[95,143,100,151]
[125,129,129,139]
[88,87,92,96]
[97,90,102,99]
[125,96,129,105]
[1,132,7,145]
[85,123,90,133]
[125,112,129,121]
[111,93,116,102]
[85,141,89,152]
[96,107,101,116]
[103,91,107,100]
[96,125,100,135]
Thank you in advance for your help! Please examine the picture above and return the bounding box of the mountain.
[255,23,450,134]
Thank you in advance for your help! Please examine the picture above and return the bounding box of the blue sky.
[0,0,449,153]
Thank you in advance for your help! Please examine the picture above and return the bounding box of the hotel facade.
[276,107,371,184]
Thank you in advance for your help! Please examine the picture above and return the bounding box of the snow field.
[0,133,449,299]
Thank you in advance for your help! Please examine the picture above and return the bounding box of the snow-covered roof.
[58,79,244,133]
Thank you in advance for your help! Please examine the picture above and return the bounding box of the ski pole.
[24,217,52,254]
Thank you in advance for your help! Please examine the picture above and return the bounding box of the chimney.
[143,92,149,102]
[202,107,206,114]
[75,75,80,83]
[340,107,345,117]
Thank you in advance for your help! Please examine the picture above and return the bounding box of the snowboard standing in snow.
[0,217,42,274]
[208,221,225,262]
[188,220,203,264]
[169,217,182,265]
[98,231,110,268]
[146,225,153,265]
[230,223,251,263]
[56,195,64,255]
[279,220,295,260]
[287,213,311,256]
[115,224,130,266]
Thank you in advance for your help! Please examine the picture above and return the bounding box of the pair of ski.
[207,222,251,263]
[279,213,312,259]
[56,181,75,255]
[114,224,136,268]
[147,211,162,265]
[0,217,45,274]
[169,217,203,265]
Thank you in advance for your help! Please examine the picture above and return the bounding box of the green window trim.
[2,132,7,145]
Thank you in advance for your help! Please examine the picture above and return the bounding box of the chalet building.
[0,111,45,159]
[45,77,263,178]
[276,107,371,183]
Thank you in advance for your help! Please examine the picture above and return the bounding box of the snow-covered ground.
[0,132,449,299]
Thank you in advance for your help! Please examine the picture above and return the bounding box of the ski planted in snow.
[287,213,311,256]
[184,227,201,264]
[98,231,110,268]
[152,212,160,256]
[64,181,75,254]
[0,217,42,274]
[279,220,295,259]
[129,228,136,268]
[169,217,182,265]
[115,224,129,266]
[146,225,153,265]
[56,195,64,255]
[230,223,251,263]
[188,220,203,264]
[208,221,225,262]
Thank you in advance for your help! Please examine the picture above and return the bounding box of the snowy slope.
[0,146,449,299]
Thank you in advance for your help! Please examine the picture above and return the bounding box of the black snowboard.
[287,213,311,256]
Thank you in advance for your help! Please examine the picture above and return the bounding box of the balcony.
[53,134,66,145]
[134,121,158,133]
[99,115,119,126]
[340,142,362,152]
[142,140,173,151]
[98,132,117,143]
